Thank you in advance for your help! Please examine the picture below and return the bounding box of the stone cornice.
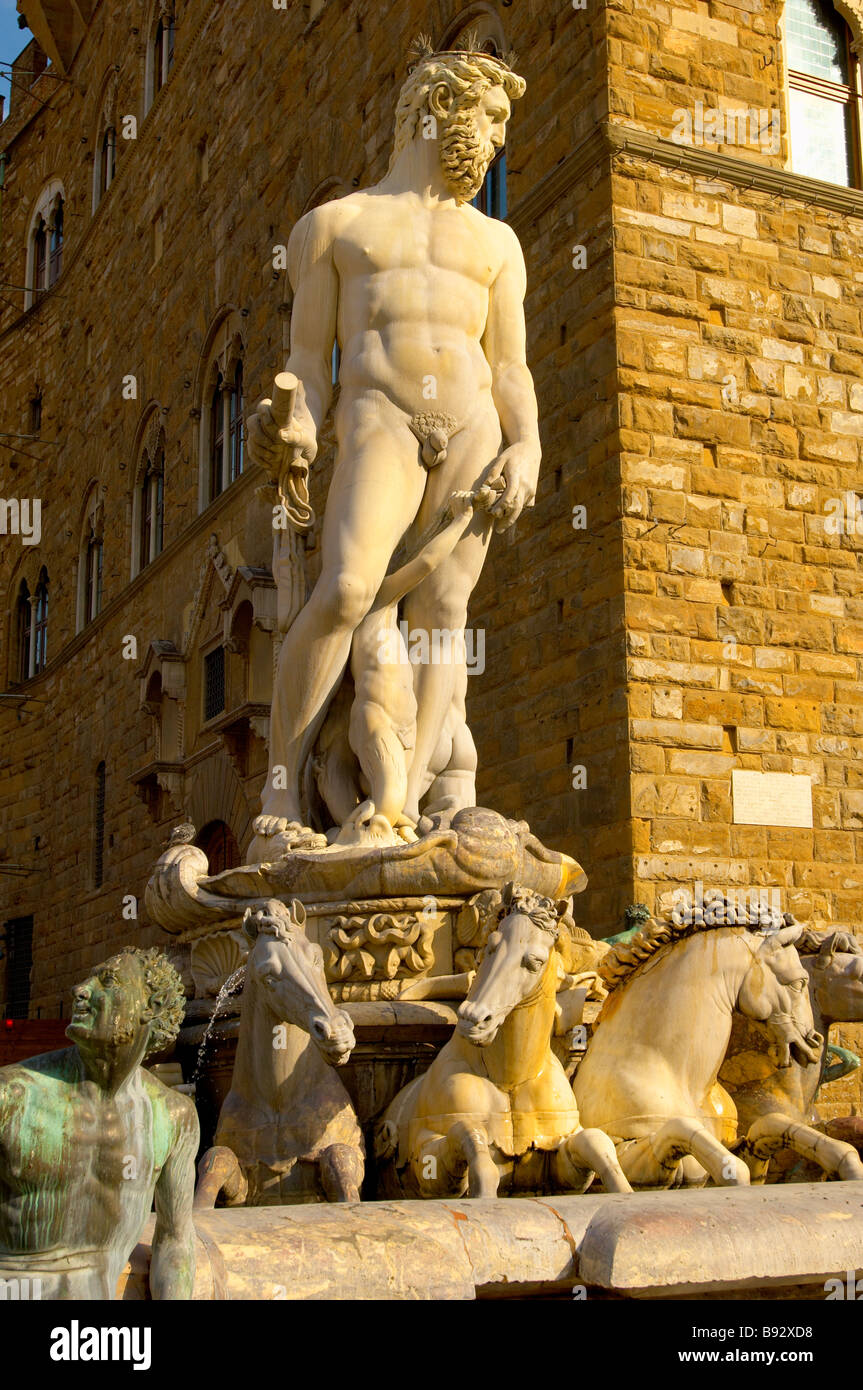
[507,120,863,234]
[604,122,863,220]
[508,126,607,233]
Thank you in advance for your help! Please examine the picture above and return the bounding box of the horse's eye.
[791,978,807,991]
[524,954,544,972]
[264,973,278,987]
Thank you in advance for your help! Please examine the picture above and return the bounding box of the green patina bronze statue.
[0,947,198,1299]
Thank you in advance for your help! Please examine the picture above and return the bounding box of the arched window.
[93,761,106,888]
[148,8,175,110]
[200,332,245,506]
[137,446,164,572]
[16,580,31,682]
[33,568,48,674]
[77,488,105,631]
[26,182,65,307]
[786,0,860,186]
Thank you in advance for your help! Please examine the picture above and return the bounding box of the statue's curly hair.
[117,946,186,1056]
[390,45,525,169]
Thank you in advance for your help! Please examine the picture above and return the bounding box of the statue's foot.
[247,815,328,863]
[332,800,403,848]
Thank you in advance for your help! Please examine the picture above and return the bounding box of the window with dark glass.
[472,150,507,219]
[33,569,48,673]
[229,362,244,483]
[786,0,860,186]
[17,580,31,682]
[99,127,116,201]
[139,456,153,570]
[210,374,225,500]
[85,529,103,622]
[33,218,46,299]
[154,15,175,97]
[138,450,164,571]
[48,199,63,286]
[204,645,226,721]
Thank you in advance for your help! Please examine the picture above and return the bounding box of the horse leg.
[445,1121,500,1198]
[553,1127,633,1194]
[649,1117,750,1186]
[319,1143,364,1201]
[745,1113,863,1181]
[194,1146,248,1209]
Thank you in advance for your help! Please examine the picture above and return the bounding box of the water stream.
[192,964,246,1082]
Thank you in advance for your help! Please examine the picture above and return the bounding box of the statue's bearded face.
[67,954,150,1050]
[439,83,511,202]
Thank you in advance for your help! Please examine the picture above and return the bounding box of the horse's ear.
[241,907,260,945]
[771,923,804,947]
[502,882,515,912]
[556,898,572,921]
[290,898,307,928]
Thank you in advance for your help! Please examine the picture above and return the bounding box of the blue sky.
[0,0,32,120]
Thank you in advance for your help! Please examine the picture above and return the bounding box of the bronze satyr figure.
[0,947,198,1299]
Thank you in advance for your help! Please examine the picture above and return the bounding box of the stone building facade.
[1,0,862,1104]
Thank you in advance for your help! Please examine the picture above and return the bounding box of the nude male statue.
[248,41,539,855]
[0,948,198,1299]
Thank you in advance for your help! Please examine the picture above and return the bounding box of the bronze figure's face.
[67,952,151,1049]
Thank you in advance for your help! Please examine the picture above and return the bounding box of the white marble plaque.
[731,770,813,828]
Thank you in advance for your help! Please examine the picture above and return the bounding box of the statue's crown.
[407,31,518,74]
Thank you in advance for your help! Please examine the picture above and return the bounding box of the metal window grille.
[204,646,225,722]
[4,916,33,1019]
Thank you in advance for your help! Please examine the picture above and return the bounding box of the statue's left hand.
[487,444,540,532]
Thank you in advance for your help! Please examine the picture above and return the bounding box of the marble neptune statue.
[247,39,538,855]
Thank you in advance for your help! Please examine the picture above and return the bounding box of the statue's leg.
[402,415,499,822]
[554,1127,633,1194]
[319,1143,364,1201]
[744,1113,863,1180]
[258,401,427,828]
[348,700,410,828]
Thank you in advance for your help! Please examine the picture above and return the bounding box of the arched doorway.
[196,819,240,874]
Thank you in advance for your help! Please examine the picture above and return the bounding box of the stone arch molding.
[438,4,509,55]
[832,0,863,49]
[24,177,65,309]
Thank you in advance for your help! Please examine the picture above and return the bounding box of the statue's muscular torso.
[300,190,518,421]
[0,1049,190,1296]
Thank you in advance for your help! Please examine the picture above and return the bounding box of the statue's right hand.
[247,398,318,473]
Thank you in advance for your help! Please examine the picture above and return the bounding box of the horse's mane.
[455,885,604,977]
[600,894,793,993]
